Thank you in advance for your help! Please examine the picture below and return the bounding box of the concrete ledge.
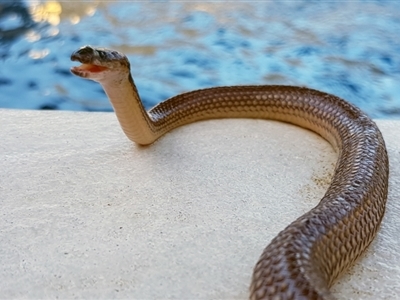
[1,109,399,299]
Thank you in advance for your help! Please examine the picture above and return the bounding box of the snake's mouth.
[71,63,108,74]
[70,63,108,78]
[70,46,109,77]
[70,46,130,79]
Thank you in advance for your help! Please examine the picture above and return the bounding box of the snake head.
[70,46,130,83]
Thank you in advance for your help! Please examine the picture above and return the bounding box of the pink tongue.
[81,64,108,72]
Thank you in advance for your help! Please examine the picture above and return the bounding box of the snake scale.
[70,46,389,300]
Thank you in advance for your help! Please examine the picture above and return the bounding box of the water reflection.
[0,0,399,117]
[0,1,34,44]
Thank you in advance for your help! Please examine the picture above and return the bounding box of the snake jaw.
[70,45,130,81]
[71,46,108,78]
[70,63,109,78]
[76,63,108,72]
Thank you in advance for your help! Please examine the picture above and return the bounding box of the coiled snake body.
[70,46,389,300]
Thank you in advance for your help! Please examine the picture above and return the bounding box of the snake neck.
[101,74,156,145]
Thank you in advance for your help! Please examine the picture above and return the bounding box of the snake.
[70,45,389,300]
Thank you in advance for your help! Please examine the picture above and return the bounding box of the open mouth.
[71,51,109,75]
[71,63,108,73]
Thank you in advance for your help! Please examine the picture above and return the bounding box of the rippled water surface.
[1,1,400,117]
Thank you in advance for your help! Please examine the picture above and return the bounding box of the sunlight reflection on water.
[0,1,399,118]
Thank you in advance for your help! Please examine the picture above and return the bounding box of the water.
[1,0,399,118]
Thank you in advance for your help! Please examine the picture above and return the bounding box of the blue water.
[1,1,399,118]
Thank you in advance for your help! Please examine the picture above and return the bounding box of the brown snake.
[70,46,389,300]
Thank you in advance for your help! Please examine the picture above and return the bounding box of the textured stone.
[0,109,399,299]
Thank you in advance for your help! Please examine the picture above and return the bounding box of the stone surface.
[1,109,399,299]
